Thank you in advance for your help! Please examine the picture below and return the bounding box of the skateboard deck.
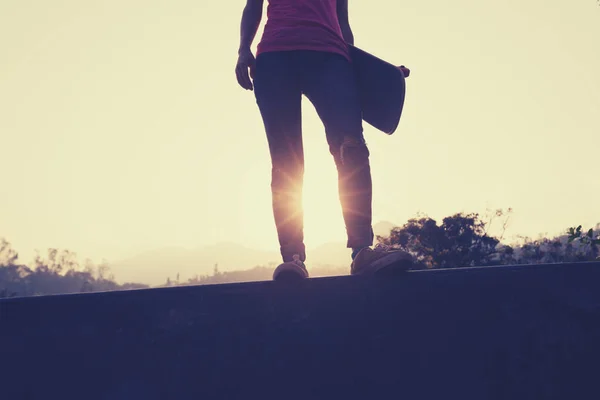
[349,45,407,135]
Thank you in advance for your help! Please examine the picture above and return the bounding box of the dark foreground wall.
[1,262,600,400]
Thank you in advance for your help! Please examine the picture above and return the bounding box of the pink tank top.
[256,0,349,60]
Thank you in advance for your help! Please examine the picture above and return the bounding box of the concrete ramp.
[2,262,600,399]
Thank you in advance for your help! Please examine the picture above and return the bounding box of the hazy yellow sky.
[1,0,599,265]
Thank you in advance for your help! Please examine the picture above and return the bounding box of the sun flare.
[302,167,347,247]
[238,154,347,251]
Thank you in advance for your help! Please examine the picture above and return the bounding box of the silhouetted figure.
[235,0,413,280]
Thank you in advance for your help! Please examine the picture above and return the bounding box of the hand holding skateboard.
[398,65,410,78]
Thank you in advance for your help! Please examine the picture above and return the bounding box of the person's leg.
[302,52,374,255]
[302,51,414,274]
[253,51,307,264]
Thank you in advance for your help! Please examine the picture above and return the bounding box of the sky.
[1,0,599,266]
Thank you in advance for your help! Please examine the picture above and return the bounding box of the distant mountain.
[373,220,398,237]
[107,220,401,286]
[308,241,350,266]
[108,243,281,286]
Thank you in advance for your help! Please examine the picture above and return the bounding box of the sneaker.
[273,254,309,281]
[351,247,413,276]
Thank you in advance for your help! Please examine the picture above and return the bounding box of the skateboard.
[348,45,408,135]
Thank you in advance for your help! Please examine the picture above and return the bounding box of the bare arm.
[337,0,354,45]
[238,0,264,54]
[236,0,264,90]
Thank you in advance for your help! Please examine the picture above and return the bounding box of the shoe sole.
[273,263,309,282]
[354,251,414,277]
[374,259,413,277]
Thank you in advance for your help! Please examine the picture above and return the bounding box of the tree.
[567,225,600,260]
[376,212,502,269]
[33,248,80,274]
[0,240,148,297]
[0,238,19,267]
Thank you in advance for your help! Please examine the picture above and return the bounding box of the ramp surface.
[2,262,600,399]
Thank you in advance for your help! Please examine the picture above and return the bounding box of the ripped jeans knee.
[339,136,370,167]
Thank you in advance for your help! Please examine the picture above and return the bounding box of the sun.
[237,156,347,251]
[301,158,347,248]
